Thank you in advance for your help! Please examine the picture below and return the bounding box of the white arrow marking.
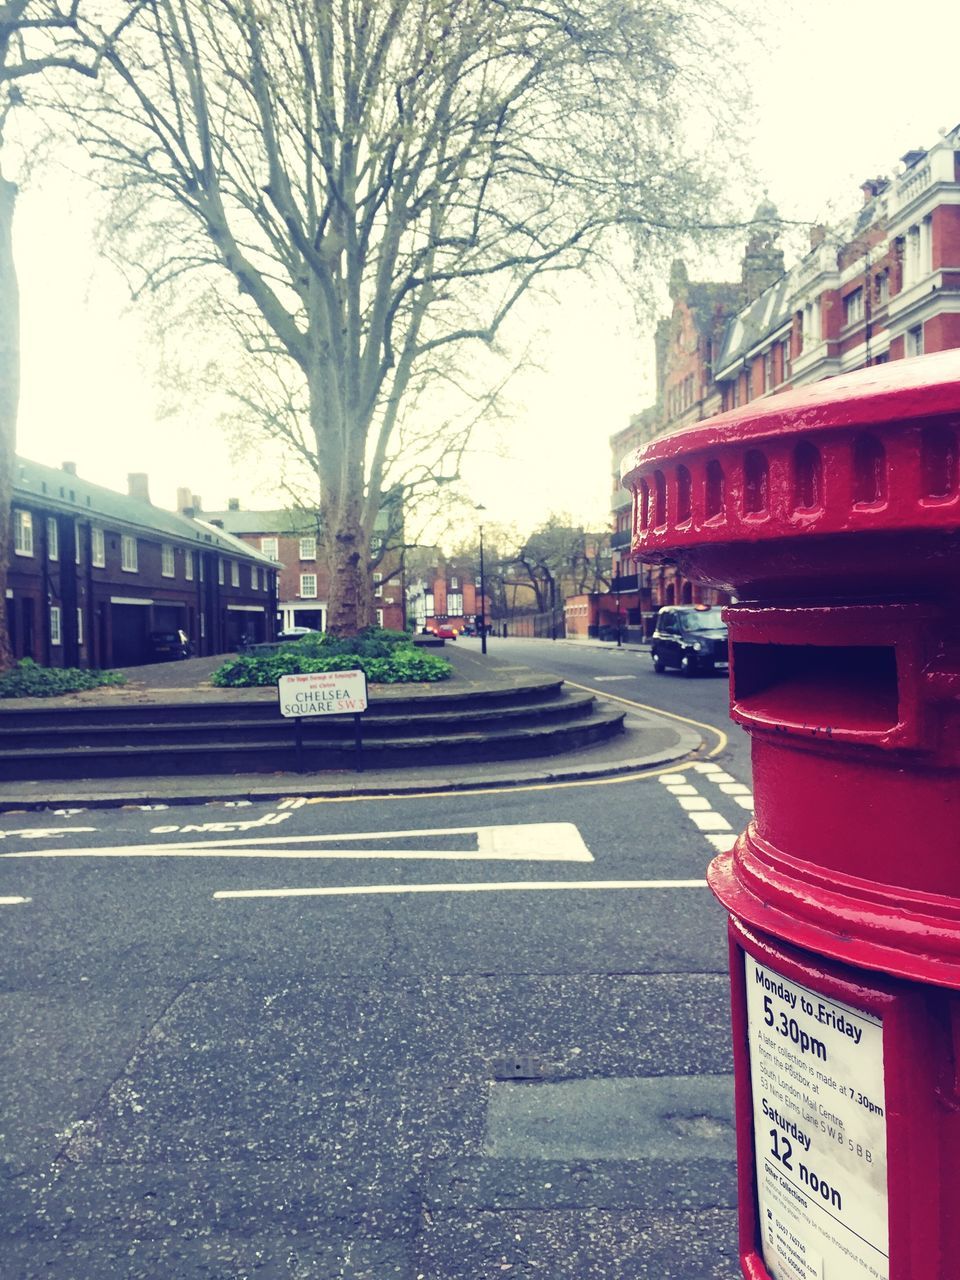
[0,822,593,863]
[0,896,31,905]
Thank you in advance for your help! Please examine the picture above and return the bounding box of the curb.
[0,723,703,812]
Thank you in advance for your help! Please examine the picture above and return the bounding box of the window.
[803,300,819,345]
[373,571,383,597]
[376,608,384,627]
[843,288,864,326]
[902,222,931,287]
[425,593,435,616]
[74,522,81,566]
[763,350,774,393]
[14,510,33,556]
[450,576,459,589]
[299,536,316,560]
[161,544,175,577]
[300,573,318,598]
[231,560,240,588]
[218,558,225,585]
[50,606,62,646]
[261,536,279,559]
[199,555,205,582]
[448,593,463,616]
[92,526,105,567]
[121,534,138,572]
[47,517,59,561]
[907,325,924,357]
[780,337,791,383]
[76,607,84,646]
[875,270,889,305]
[251,564,258,589]
[185,550,194,581]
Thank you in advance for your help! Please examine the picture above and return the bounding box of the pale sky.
[11,0,960,537]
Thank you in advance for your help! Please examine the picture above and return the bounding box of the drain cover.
[492,1054,546,1080]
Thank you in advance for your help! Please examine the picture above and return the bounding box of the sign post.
[277,669,369,772]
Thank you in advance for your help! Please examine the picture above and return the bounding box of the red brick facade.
[609,124,960,628]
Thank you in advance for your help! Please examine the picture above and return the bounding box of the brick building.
[202,500,405,633]
[609,122,960,630]
[406,555,489,635]
[6,459,278,667]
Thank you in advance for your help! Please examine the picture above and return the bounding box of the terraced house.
[6,460,279,668]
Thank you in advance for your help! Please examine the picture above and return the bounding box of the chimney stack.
[62,461,77,476]
[127,473,151,504]
[810,225,827,249]
[228,497,240,511]
[176,486,193,514]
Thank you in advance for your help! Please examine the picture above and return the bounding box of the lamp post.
[478,514,488,655]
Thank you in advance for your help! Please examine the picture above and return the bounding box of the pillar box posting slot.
[621,350,960,1280]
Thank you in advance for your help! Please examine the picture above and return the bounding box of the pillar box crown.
[621,350,960,986]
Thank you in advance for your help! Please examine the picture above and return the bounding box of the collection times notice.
[745,955,888,1280]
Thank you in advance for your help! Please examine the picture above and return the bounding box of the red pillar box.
[621,350,960,1280]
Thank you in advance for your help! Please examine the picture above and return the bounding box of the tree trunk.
[0,165,19,671]
[313,381,371,636]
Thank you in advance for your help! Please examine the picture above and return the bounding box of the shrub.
[211,641,451,688]
[0,658,126,699]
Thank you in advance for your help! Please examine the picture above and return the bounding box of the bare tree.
[65,0,746,635]
[0,0,136,668]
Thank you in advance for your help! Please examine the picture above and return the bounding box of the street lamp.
[476,505,487,655]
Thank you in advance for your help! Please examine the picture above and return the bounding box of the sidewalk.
[0,642,701,810]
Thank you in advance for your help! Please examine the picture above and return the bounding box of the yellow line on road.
[295,682,727,806]
[564,680,728,758]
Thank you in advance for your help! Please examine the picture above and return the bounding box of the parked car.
[148,629,191,661]
[435,624,458,640]
[276,626,319,641]
[650,605,728,676]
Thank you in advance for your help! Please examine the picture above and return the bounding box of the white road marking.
[277,798,307,810]
[0,823,593,864]
[0,896,30,905]
[213,878,708,901]
[705,833,738,853]
[698,773,755,813]
[676,796,712,811]
[52,808,86,817]
[658,773,687,784]
[692,763,722,773]
[0,827,97,840]
[659,782,698,796]
[150,813,292,834]
[686,811,733,832]
[592,675,637,682]
[223,800,253,808]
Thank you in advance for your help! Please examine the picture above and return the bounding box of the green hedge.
[212,637,451,687]
[0,658,126,699]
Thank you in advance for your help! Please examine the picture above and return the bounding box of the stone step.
[0,707,625,780]
[0,692,596,750]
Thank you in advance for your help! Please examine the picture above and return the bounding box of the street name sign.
[277,670,368,718]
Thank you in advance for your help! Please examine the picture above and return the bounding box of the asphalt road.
[0,640,754,1279]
